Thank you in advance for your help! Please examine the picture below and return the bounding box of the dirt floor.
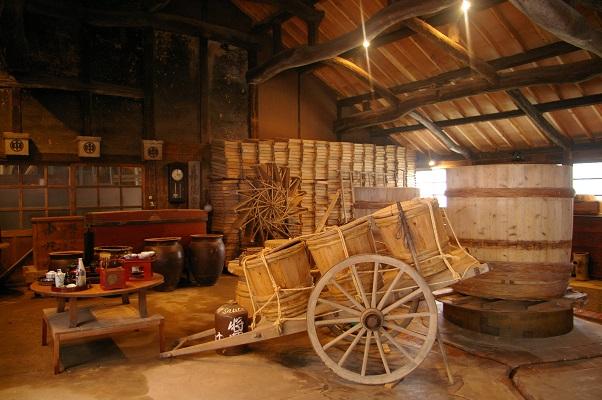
[0,275,601,400]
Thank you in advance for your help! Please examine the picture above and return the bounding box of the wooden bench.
[42,305,165,374]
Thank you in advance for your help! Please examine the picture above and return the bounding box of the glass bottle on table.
[77,258,87,287]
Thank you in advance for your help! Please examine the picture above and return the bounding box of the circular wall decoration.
[10,139,24,152]
[83,142,97,154]
[147,146,160,159]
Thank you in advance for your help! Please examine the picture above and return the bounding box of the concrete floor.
[0,275,601,400]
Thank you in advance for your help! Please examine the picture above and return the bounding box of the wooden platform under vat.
[437,289,586,338]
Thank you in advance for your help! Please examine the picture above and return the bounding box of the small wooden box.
[99,267,127,290]
[142,140,164,161]
[77,136,101,158]
[3,132,30,156]
[120,258,153,281]
[575,201,602,215]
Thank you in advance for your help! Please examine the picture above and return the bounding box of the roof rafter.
[335,58,602,133]
[370,93,602,136]
[338,42,579,108]
[247,0,458,84]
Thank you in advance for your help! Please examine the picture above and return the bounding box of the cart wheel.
[307,254,437,385]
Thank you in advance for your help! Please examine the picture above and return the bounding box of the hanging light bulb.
[461,0,471,13]
[429,159,436,167]
[362,39,370,48]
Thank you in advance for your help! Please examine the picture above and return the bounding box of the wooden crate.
[574,200,602,215]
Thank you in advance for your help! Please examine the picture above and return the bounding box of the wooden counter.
[86,209,208,252]
[573,215,602,279]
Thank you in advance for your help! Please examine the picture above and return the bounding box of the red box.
[120,258,154,281]
[99,267,127,290]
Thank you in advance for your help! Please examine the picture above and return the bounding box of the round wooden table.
[31,273,164,328]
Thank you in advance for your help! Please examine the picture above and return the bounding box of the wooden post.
[143,27,155,139]
[11,88,22,132]
[200,38,211,207]
[272,23,283,54]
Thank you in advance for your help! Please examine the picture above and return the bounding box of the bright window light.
[416,169,447,207]
[573,162,602,198]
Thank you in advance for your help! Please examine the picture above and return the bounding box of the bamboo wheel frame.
[234,163,306,242]
[307,254,438,385]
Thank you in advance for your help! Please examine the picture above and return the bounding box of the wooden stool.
[42,305,165,374]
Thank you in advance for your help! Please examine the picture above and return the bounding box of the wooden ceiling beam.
[251,1,320,33]
[426,140,602,166]
[371,93,602,135]
[405,17,571,150]
[341,0,506,59]
[0,74,144,99]
[506,88,572,149]
[26,1,261,49]
[510,0,602,58]
[323,57,472,159]
[246,0,323,22]
[408,111,472,159]
[247,0,458,84]
[339,41,578,108]
[576,0,602,12]
[251,10,293,33]
[404,17,499,84]
[335,58,602,133]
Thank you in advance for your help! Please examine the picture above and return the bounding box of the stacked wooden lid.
[288,139,302,177]
[241,140,259,179]
[273,140,288,168]
[211,140,241,179]
[209,179,240,261]
[385,145,397,187]
[315,141,328,181]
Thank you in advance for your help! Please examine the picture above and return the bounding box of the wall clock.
[168,163,187,204]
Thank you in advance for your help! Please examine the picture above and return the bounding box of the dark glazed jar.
[48,250,84,271]
[188,234,225,285]
[214,301,249,355]
[143,237,184,291]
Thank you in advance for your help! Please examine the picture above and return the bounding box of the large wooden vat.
[446,164,574,300]
[352,187,419,218]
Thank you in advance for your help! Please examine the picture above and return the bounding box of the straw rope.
[422,199,461,281]
[441,208,463,249]
[242,247,314,330]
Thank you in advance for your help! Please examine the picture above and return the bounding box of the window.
[74,165,143,215]
[0,164,69,229]
[416,168,447,207]
[573,162,602,198]
[0,163,143,230]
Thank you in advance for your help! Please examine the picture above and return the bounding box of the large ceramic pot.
[48,250,84,271]
[144,237,184,291]
[188,234,225,285]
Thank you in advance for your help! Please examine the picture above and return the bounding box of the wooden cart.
[160,202,488,386]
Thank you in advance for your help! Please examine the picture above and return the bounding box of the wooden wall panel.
[258,70,337,141]
[153,30,201,144]
[91,95,143,157]
[21,89,83,154]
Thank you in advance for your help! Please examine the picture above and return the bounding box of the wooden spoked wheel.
[307,254,438,385]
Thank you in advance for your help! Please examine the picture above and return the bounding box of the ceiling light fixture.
[461,0,471,13]
[428,159,436,167]
[362,39,370,48]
